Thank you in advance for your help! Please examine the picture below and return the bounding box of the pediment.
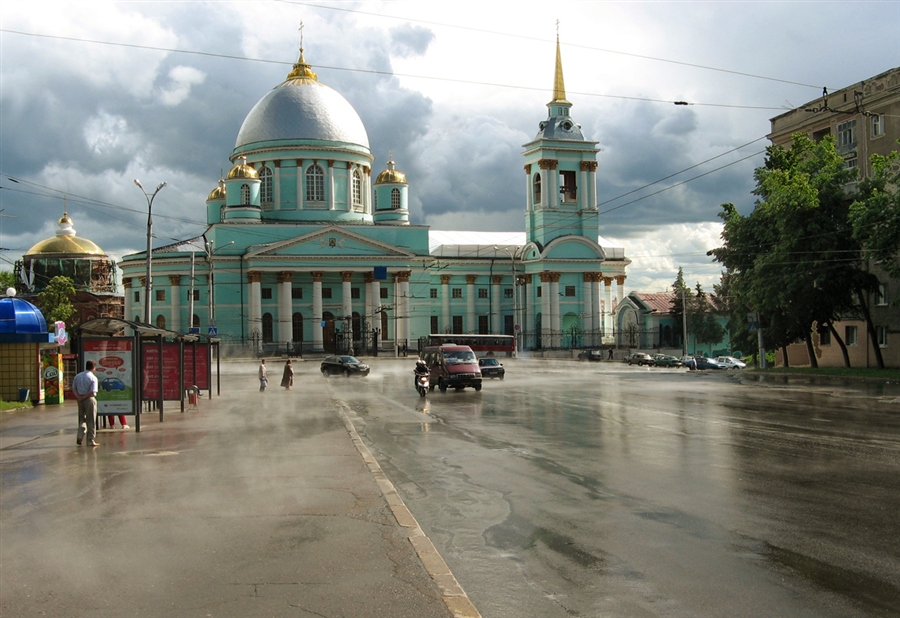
[246,226,416,258]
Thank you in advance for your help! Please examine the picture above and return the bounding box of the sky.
[2,0,898,295]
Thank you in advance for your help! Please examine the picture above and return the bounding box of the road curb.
[337,403,482,618]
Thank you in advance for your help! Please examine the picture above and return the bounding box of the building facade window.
[431,316,439,333]
[876,325,888,347]
[188,289,200,301]
[322,287,332,299]
[292,288,303,299]
[262,313,273,343]
[134,291,140,303]
[306,164,325,202]
[478,288,488,299]
[533,174,541,204]
[261,288,273,300]
[845,325,858,346]
[430,288,438,299]
[155,290,166,302]
[259,165,273,203]
[537,286,542,298]
[351,287,360,299]
[452,315,463,333]
[292,312,303,342]
[380,288,388,299]
[560,170,577,202]
[352,169,362,206]
[452,288,462,299]
[478,315,489,334]
[871,114,885,138]
[565,285,576,297]
[876,284,887,306]
[192,314,200,328]
[819,327,831,345]
[836,119,857,153]
[240,183,250,205]
[391,188,401,209]
[504,288,513,299]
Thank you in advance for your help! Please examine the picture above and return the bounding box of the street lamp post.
[134,179,167,324]
[203,239,233,333]
[494,245,521,354]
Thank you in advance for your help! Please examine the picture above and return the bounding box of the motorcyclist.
[414,359,430,388]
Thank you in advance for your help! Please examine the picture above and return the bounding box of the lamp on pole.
[494,245,521,354]
[134,179,167,324]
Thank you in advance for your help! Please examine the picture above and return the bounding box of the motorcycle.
[414,361,430,397]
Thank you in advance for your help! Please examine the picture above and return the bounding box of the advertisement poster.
[41,353,63,405]
[84,339,134,415]
[143,344,210,399]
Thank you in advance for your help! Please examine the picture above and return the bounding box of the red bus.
[425,334,516,356]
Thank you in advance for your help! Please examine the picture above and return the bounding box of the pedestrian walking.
[281,359,294,390]
[259,358,268,392]
[72,360,100,447]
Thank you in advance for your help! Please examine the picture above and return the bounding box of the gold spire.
[551,33,570,105]
[285,21,318,83]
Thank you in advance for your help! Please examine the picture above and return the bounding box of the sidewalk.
[0,371,479,618]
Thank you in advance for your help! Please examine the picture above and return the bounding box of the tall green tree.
[0,271,14,290]
[689,283,725,355]
[36,276,76,326]
[850,148,900,281]
[669,267,690,350]
[711,133,882,368]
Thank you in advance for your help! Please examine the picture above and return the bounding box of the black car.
[320,355,370,377]
[577,349,604,362]
[478,357,505,379]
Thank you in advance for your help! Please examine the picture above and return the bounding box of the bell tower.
[522,34,600,247]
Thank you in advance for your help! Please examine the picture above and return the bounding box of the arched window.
[240,184,250,205]
[155,315,166,329]
[292,313,304,343]
[262,313,273,343]
[533,174,542,205]
[391,188,401,209]
[306,164,324,202]
[259,165,273,204]
[192,314,200,328]
[352,169,362,206]
[373,191,378,209]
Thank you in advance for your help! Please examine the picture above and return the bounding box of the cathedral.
[118,37,630,356]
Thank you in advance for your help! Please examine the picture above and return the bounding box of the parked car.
[478,357,505,379]
[694,357,727,370]
[320,355,370,377]
[716,356,747,369]
[101,377,127,391]
[578,349,604,362]
[652,354,682,367]
[623,352,655,366]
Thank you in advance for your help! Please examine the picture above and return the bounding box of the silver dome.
[235,80,369,150]
[535,116,586,141]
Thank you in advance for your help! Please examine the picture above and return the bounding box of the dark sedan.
[320,355,370,377]
[652,354,682,367]
[478,357,505,379]
[623,352,655,366]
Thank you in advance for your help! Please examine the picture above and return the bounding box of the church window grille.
[292,288,303,299]
[478,315,489,334]
[259,166,273,203]
[322,287,332,299]
[240,184,250,205]
[192,314,200,328]
[391,188,401,209]
[478,288,488,299]
[565,286,576,297]
[504,288,513,299]
[155,290,166,302]
[380,288,388,299]
[351,287,360,299]
[431,316,439,333]
[430,289,438,299]
[452,288,462,299]
[292,312,304,342]
[452,315,463,333]
[306,164,325,202]
[134,291,140,303]
[352,170,362,206]
[533,174,541,204]
[188,289,200,301]
[560,170,577,202]
[261,288,272,300]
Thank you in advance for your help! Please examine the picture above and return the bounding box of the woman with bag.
[281,359,294,390]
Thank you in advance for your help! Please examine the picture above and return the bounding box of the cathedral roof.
[25,213,105,256]
[234,47,369,151]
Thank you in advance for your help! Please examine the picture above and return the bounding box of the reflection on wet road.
[334,361,900,618]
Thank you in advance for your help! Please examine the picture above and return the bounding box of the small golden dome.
[25,212,105,256]
[375,156,407,185]
[227,157,258,180]
[207,179,226,201]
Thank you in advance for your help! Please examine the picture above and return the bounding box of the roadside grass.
[750,366,899,381]
[0,399,32,412]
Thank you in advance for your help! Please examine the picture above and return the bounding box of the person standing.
[258,358,268,391]
[73,360,100,447]
[281,359,294,390]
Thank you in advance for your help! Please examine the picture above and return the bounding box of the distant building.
[14,213,124,324]
[118,37,630,356]
[615,291,730,356]
[768,67,899,369]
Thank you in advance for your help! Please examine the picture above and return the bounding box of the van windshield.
[443,351,476,364]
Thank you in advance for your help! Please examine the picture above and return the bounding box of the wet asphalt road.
[336,359,900,617]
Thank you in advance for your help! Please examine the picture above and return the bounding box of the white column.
[312,272,324,351]
[549,163,558,208]
[582,273,592,338]
[540,274,551,348]
[466,275,475,333]
[491,275,501,333]
[590,168,598,210]
[273,164,281,210]
[168,275,181,333]
[525,168,532,212]
[248,272,262,342]
[328,162,335,210]
[616,276,625,308]
[580,168,589,211]
[550,274,560,347]
[540,167,548,209]
[278,273,292,345]
[124,279,133,323]
[441,275,450,332]
[604,277,613,337]
[342,272,352,322]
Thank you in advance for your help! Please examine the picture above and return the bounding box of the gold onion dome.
[207,179,226,200]
[26,212,104,256]
[227,157,258,180]
[375,157,407,184]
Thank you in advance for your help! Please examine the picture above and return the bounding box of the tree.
[36,276,76,326]
[0,271,14,290]
[669,268,690,351]
[689,283,725,355]
[850,148,900,281]
[711,133,882,368]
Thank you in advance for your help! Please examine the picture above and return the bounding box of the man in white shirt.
[72,360,100,447]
